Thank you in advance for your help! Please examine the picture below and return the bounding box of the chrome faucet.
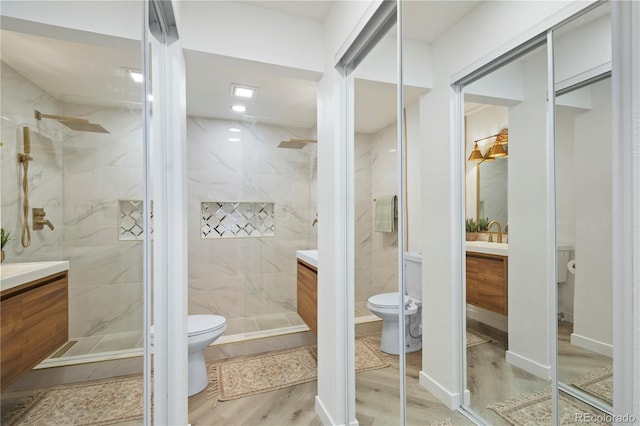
[33,208,55,231]
[487,220,503,243]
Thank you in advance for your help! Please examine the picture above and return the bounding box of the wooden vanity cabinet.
[466,253,508,315]
[1,271,68,391]
[297,259,317,334]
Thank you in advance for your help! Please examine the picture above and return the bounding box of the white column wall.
[572,79,613,356]
[505,49,553,378]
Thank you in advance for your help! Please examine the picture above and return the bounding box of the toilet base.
[188,349,208,396]
[379,317,422,355]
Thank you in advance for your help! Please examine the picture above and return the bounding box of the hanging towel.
[374,195,396,232]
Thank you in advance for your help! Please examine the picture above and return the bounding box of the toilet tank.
[404,252,422,300]
[557,244,573,284]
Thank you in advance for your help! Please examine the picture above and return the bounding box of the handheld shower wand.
[18,127,32,247]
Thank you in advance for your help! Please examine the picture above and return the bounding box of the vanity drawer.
[465,253,507,316]
[297,260,317,334]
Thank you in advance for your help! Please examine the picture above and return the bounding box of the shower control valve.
[33,208,55,231]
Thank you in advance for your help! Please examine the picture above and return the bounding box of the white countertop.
[296,250,318,268]
[1,261,70,293]
[465,241,508,256]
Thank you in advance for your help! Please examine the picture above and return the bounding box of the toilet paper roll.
[567,259,576,275]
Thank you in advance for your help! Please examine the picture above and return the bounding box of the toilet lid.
[188,315,226,337]
[368,292,410,309]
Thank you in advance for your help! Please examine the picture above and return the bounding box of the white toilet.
[367,252,422,354]
[152,314,227,396]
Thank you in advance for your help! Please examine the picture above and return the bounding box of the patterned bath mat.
[571,366,613,405]
[488,390,609,426]
[466,330,493,347]
[1,376,144,426]
[208,338,389,401]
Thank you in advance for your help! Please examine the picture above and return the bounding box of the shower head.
[277,138,317,149]
[34,110,109,133]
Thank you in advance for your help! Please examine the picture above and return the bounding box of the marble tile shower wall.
[187,117,317,333]
[371,123,399,297]
[61,102,143,339]
[1,61,63,262]
[354,133,374,304]
[353,123,399,308]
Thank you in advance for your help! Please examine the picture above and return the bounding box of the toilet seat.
[367,292,418,315]
[188,315,226,337]
[368,292,411,309]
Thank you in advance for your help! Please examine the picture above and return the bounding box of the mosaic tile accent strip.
[201,201,275,239]
[118,200,152,241]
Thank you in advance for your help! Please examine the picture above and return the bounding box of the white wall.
[506,47,553,378]
[572,78,613,355]
[179,1,324,74]
[555,107,577,320]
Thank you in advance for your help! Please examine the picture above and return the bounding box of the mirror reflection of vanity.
[465,104,509,241]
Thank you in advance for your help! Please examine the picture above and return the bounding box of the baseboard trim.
[570,333,613,357]
[316,395,344,426]
[419,371,461,410]
[466,305,507,332]
[505,350,552,380]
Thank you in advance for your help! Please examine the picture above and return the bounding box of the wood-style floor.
[188,334,472,426]
[3,323,611,426]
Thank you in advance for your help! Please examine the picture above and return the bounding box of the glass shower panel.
[0,11,144,362]
[351,21,403,425]
[554,1,613,415]
[0,2,145,423]
[184,50,318,340]
[462,40,552,424]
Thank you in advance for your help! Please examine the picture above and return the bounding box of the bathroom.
[2,1,640,424]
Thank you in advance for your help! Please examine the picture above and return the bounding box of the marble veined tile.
[90,331,143,353]
[68,283,142,338]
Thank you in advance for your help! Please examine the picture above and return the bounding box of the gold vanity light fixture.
[488,128,508,158]
[467,128,508,162]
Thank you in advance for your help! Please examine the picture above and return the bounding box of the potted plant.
[476,217,490,233]
[1,227,12,263]
[465,218,478,241]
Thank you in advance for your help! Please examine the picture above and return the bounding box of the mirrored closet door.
[553,1,614,416]
[460,36,554,425]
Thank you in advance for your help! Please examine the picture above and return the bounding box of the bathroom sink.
[465,241,508,256]
[296,250,317,268]
[1,261,69,292]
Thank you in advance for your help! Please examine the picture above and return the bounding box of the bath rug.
[488,389,609,426]
[207,338,389,402]
[1,376,143,426]
[429,418,452,426]
[466,330,493,348]
[571,366,613,405]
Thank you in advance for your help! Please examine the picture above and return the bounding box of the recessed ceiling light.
[231,105,246,113]
[231,84,256,98]
[228,137,241,142]
[128,69,143,83]
[229,127,241,132]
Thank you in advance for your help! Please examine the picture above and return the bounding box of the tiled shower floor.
[48,308,377,362]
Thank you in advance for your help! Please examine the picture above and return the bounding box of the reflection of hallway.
[356,334,473,426]
[466,320,611,425]
[466,320,548,425]
[557,321,612,394]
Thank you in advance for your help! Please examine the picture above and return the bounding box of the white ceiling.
[0,1,480,133]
